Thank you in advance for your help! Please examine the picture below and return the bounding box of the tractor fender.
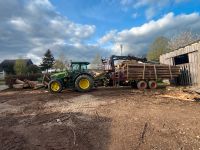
[73,72,94,82]
[54,78,64,86]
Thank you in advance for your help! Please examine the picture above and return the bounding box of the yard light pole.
[120,44,123,56]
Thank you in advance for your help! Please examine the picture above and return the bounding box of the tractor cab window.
[81,65,87,70]
[71,64,88,71]
[71,64,79,71]
[71,62,89,71]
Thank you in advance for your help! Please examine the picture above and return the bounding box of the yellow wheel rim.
[51,82,60,92]
[79,79,90,90]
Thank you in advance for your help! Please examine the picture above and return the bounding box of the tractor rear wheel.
[75,75,94,92]
[48,80,63,93]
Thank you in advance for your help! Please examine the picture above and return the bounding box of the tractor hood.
[51,71,68,79]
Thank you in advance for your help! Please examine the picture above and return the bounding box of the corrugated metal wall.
[160,41,200,86]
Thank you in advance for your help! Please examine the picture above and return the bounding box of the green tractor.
[48,62,94,93]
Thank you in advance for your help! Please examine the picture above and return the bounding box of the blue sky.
[0,0,200,64]
[51,0,200,35]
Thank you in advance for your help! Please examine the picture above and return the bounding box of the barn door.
[174,54,192,85]
[177,64,192,86]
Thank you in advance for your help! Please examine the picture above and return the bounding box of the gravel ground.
[0,87,200,150]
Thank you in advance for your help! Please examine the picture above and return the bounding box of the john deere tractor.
[48,62,94,93]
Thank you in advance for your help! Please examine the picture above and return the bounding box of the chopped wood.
[13,78,47,90]
[15,79,25,84]
[24,80,38,88]
[34,83,45,90]
[43,81,49,87]
[13,84,24,89]
[23,83,30,88]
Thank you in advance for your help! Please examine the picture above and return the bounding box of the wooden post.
[142,63,146,80]
[118,69,120,87]
[154,65,157,81]
[127,64,129,80]
[169,65,172,80]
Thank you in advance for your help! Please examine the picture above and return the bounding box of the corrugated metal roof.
[160,39,200,57]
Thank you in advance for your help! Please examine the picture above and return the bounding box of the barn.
[160,40,200,86]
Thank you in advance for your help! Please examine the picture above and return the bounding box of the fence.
[0,71,5,80]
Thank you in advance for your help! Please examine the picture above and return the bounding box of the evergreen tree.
[40,49,55,72]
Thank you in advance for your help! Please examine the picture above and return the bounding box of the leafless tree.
[168,31,200,51]
[54,53,69,71]
[90,53,102,70]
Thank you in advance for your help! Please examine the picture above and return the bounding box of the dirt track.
[1,87,200,150]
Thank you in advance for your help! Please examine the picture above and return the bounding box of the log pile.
[118,63,180,80]
[13,79,45,89]
[11,74,51,90]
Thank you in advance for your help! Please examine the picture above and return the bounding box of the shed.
[0,59,33,75]
[160,40,200,86]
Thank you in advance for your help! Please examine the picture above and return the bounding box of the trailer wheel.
[137,81,147,90]
[148,81,157,89]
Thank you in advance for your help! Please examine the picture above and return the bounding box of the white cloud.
[119,0,189,19]
[99,12,200,56]
[0,0,103,64]
[98,30,117,44]
[121,0,170,8]
[10,17,31,32]
[145,7,155,20]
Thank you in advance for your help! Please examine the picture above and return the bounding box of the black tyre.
[137,80,147,90]
[75,75,94,92]
[148,81,157,89]
[48,80,63,93]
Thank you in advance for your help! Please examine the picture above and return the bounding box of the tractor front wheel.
[48,80,63,93]
[75,75,94,92]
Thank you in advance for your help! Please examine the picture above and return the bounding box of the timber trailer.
[101,55,180,90]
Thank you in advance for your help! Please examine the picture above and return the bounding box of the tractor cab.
[70,62,90,71]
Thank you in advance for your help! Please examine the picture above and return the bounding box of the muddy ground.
[1,87,200,150]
